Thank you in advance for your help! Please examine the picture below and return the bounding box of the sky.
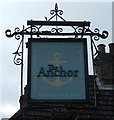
[0,0,113,119]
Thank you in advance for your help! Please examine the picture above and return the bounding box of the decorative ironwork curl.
[5,29,15,37]
[94,28,100,33]
[50,10,55,15]
[14,27,23,40]
[32,26,40,33]
[51,27,63,33]
[83,27,109,41]
[91,28,108,41]
[12,39,23,65]
[92,35,100,41]
[15,27,20,32]
[6,26,25,38]
[92,28,100,41]
[13,51,22,65]
[13,56,22,65]
[50,3,63,16]
[76,27,83,33]
[100,30,109,39]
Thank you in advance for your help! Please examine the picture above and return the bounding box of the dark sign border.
[27,38,89,104]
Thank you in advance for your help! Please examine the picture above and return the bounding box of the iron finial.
[55,3,58,11]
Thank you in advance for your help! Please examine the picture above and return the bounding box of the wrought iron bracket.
[6,3,108,39]
[5,3,109,96]
[5,4,108,59]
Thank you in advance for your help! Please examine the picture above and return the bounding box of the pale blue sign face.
[30,40,88,100]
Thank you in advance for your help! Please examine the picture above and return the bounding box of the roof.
[9,75,114,120]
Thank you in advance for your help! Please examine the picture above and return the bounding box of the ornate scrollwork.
[91,28,108,41]
[15,27,20,32]
[13,40,23,65]
[100,30,109,39]
[5,3,109,67]
[5,29,15,37]
[76,26,85,33]
[13,35,24,65]
[14,27,23,40]
[51,27,63,33]
[50,3,63,16]
[75,27,82,34]
[32,26,40,33]
[81,27,109,41]
[5,27,25,65]
[6,26,25,39]
[92,28,100,41]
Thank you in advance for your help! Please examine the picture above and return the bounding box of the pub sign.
[27,38,89,103]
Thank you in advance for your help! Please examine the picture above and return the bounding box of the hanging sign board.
[27,38,89,103]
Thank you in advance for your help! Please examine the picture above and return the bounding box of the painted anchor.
[42,53,73,87]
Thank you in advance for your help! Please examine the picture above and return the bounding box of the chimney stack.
[109,43,114,55]
[97,44,106,53]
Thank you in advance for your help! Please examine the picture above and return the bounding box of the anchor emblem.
[42,53,73,87]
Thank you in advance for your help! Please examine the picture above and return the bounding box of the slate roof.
[9,75,114,120]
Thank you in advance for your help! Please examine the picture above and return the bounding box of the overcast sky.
[0,0,113,119]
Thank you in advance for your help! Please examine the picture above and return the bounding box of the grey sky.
[0,1,113,119]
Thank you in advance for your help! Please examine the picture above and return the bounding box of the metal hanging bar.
[27,20,91,26]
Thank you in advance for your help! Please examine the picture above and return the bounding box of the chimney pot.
[109,43,114,55]
[97,44,106,53]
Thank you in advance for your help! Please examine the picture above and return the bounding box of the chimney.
[97,44,106,53]
[109,43,114,55]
